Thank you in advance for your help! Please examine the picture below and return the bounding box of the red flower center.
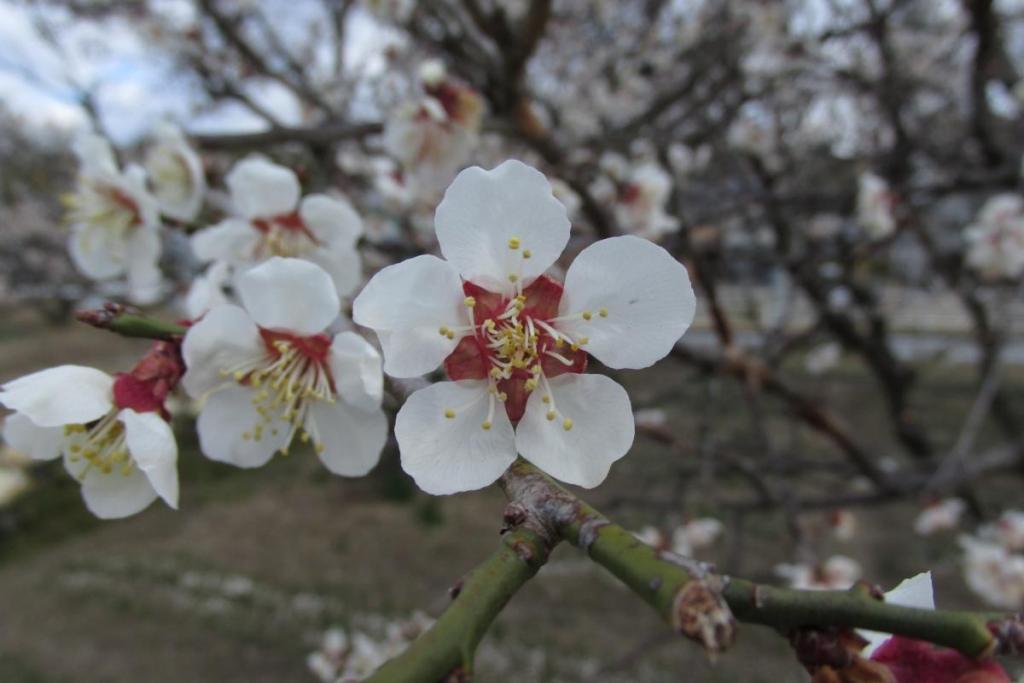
[442,275,587,423]
[251,211,322,256]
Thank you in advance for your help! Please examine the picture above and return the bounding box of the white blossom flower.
[775,555,862,590]
[353,160,696,494]
[383,66,484,199]
[861,572,934,656]
[829,508,857,541]
[184,260,233,319]
[959,535,1024,609]
[612,162,680,239]
[856,171,898,240]
[182,257,387,474]
[805,342,842,375]
[633,525,666,548]
[0,365,178,519]
[670,518,724,556]
[964,194,1024,280]
[144,123,206,222]
[913,498,966,535]
[64,133,163,304]
[191,157,364,297]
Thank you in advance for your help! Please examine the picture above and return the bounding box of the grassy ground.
[0,308,1020,682]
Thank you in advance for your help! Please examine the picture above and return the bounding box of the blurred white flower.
[64,133,163,304]
[612,162,680,239]
[0,365,178,519]
[671,518,724,556]
[805,342,841,375]
[775,555,862,590]
[306,612,434,682]
[959,535,1024,610]
[191,157,364,298]
[383,67,484,199]
[829,508,857,542]
[353,161,696,494]
[182,257,388,474]
[913,498,966,536]
[856,171,897,240]
[964,194,1024,280]
[144,123,205,222]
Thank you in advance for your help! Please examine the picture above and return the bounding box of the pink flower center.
[442,275,587,424]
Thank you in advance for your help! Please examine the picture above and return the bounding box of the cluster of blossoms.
[775,554,863,591]
[353,160,696,494]
[188,156,366,314]
[0,343,183,518]
[64,128,205,304]
[383,60,485,201]
[959,509,1024,609]
[856,171,898,241]
[964,194,1024,280]
[591,153,680,240]
[307,612,434,683]
[634,518,724,557]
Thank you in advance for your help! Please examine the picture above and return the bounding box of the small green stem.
[76,306,187,340]
[723,579,999,657]
[365,526,552,683]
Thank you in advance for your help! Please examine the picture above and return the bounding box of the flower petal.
[70,453,159,520]
[305,245,362,298]
[2,413,62,461]
[226,157,300,219]
[328,332,384,411]
[0,365,113,427]
[125,228,163,305]
[515,373,634,488]
[69,226,126,280]
[435,160,571,295]
[861,572,934,656]
[352,255,466,377]
[182,304,265,397]
[191,218,259,264]
[120,409,179,509]
[300,194,364,248]
[559,236,695,369]
[196,386,291,467]
[394,380,516,495]
[238,257,340,335]
[307,401,387,476]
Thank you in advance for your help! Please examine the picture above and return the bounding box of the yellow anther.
[562,418,574,431]
[233,370,246,381]
[508,273,519,283]
[464,296,476,307]
[542,394,551,404]
[242,432,252,441]
[578,337,589,345]
[524,378,538,391]
[481,420,493,431]
[522,249,532,259]
[315,443,325,454]
[444,408,456,419]
[582,310,593,321]
[498,392,508,402]
[439,326,450,336]
[599,307,609,317]
[446,330,455,339]
[546,410,557,421]
[507,237,521,249]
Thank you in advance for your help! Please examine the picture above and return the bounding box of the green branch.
[365,526,552,683]
[75,305,187,340]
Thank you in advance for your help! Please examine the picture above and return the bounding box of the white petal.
[126,228,164,305]
[435,160,571,295]
[394,381,516,495]
[351,255,466,377]
[2,413,62,461]
[183,261,233,318]
[328,332,384,411]
[69,227,126,280]
[515,374,634,488]
[300,194,364,248]
[120,409,179,509]
[196,386,291,467]
[0,365,113,427]
[191,218,258,264]
[305,245,362,298]
[72,453,159,520]
[74,132,118,174]
[181,304,265,397]
[559,236,696,369]
[226,157,300,219]
[307,401,387,476]
[238,257,340,335]
[861,572,934,656]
